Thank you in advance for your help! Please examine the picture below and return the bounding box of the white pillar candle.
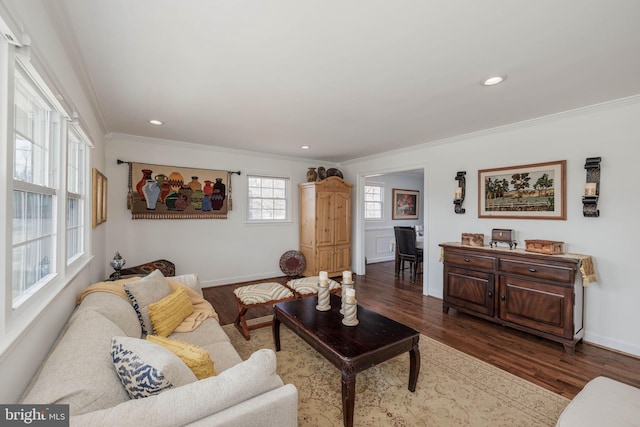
[319,271,328,281]
[343,270,352,283]
[455,187,463,199]
[585,183,597,196]
[345,288,356,304]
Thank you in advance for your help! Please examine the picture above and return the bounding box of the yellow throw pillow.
[148,286,194,337]
[146,335,216,379]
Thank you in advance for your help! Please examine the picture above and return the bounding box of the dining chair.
[394,226,423,283]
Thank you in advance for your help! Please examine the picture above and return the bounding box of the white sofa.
[19,273,298,427]
[556,376,640,427]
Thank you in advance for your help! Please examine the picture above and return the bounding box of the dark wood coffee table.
[273,294,420,427]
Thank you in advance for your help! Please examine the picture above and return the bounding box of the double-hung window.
[66,128,86,262]
[364,183,384,220]
[12,65,60,307]
[10,53,90,309]
[247,175,290,222]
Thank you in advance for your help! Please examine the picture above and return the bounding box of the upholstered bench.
[233,282,296,340]
[285,276,341,297]
[556,376,640,426]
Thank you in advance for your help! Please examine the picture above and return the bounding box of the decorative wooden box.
[525,240,564,255]
[461,233,484,246]
[490,228,517,249]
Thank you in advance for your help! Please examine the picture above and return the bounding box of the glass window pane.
[364,185,384,219]
[247,175,289,222]
[12,63,63,306]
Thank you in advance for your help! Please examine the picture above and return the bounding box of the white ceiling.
[43,0,640,162]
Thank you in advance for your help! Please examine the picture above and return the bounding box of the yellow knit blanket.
[77,277,219,332]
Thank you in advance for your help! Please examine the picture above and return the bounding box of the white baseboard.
[583,331,640,358]
[366,256,395,264]
[200,270,284,288]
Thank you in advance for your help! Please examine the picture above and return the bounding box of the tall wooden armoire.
[299,176,352,277]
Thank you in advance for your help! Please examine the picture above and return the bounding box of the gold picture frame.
[478,160,566,220]
[92,168,107,228]
[392,188,419,220]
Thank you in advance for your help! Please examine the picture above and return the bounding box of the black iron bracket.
[453,171,466,214]
[582,157,601,217]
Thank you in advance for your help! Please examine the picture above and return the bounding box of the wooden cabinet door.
[333,244,351,272]
[316,192,334,246]
[498,275,573,339]
[333,192,351,246]
[444,266,495,316]
[316,246,335,273]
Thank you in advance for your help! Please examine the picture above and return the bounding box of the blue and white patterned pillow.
[111,336,197,399]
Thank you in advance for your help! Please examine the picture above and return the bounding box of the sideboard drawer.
[445,251,496,270]
[499,259,575,284]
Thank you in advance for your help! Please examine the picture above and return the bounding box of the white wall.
[365,173,423,264]
[344,97,640,357]
[0,0,106,403]
[105,134,335,287]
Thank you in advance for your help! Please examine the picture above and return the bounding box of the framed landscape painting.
[392,189,419,220]
[478,160,566,220]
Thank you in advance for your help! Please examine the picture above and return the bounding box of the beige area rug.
[223,318,569,426]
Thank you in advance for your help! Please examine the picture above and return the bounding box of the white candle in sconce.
[343,270,352,283]
[455,187,463,199]
[585,183,597,196]
[345,288,356,304]
[319,271,328,281]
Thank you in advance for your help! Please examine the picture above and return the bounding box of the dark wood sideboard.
[440,242,587,354]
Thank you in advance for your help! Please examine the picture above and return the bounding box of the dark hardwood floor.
[202,261,640,399]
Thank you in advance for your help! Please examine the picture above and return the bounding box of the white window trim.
[245,172,293,224]
[0,36,93,357]
[364,182,385,221]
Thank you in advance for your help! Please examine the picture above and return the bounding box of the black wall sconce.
[453,171,466,214]
[582,157,601,217]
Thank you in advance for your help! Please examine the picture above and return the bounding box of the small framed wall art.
[392,188,419,220]
[92,168,108,228]
[478,160,566,220]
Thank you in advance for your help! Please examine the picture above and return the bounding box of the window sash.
[66,128,86,261]
[11,61,64,307]
[247,175,290,222]
[364,184,384,220]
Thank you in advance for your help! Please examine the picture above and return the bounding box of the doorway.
[357,167,426,292]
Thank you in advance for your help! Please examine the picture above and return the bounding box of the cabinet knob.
[464,258,470,262]
[500,295,506,301]
[528,267,536,272]
[488,292,493,298]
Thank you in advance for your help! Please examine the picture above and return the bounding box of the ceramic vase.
[142,179,160,210]
[211,178,226,210]
[167,171,184,192]
[154,174,170,203]
[201,194,212,211]
[188,176,202,191]
[203,180,213,197]
[165,191,179,211]
[175,194,188,211]
[136,169,153,200]
[317,166,326,181]
[178,185,193,206]
[307,167,318,182]
[191,189,204,209]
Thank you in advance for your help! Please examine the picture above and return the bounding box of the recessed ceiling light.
[482,75,506,86]
[301,145,310,150]
[149,119,163,125]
